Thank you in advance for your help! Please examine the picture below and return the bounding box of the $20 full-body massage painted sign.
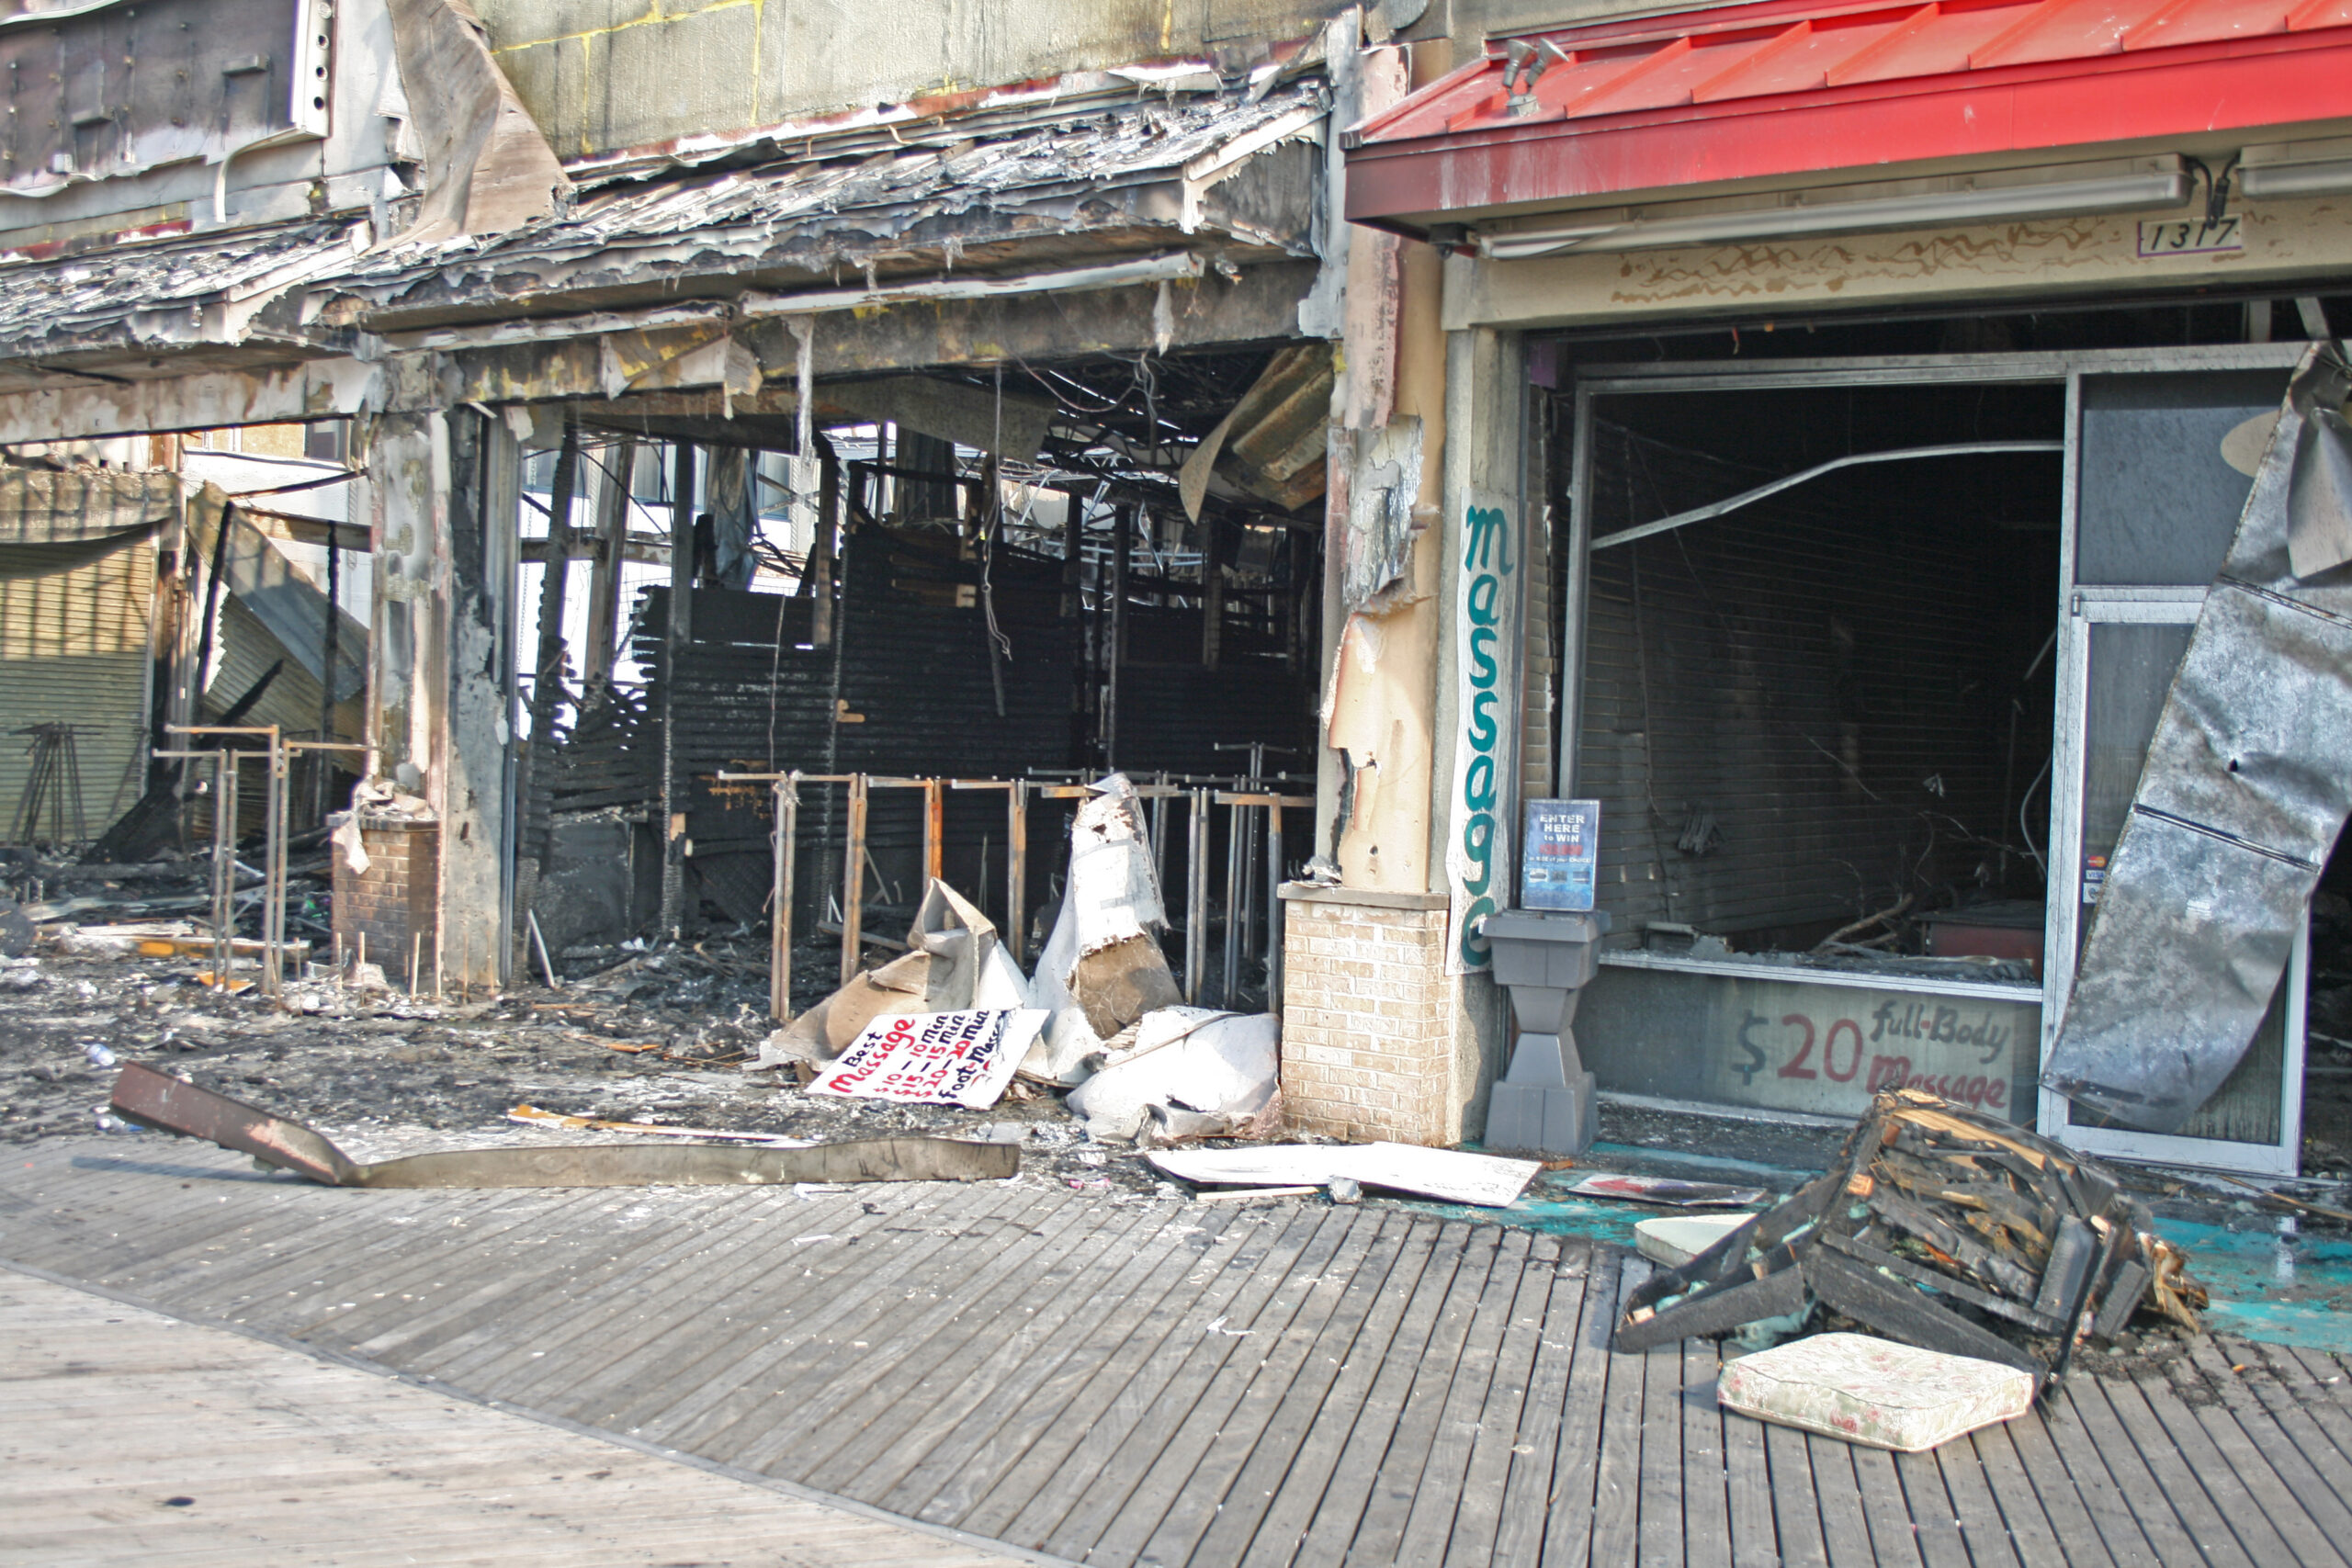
[1445,494,1519,976]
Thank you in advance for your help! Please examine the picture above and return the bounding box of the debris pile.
[750,773,1282,1142]
[1617,1088,2206,1385]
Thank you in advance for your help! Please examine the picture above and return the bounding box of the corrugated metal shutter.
[1572,422,2019,942]
[0,539,155,838]
[204,593,359,741]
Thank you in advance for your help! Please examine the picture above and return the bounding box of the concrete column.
[367,412,441,802]
[442,409,520,992]
[362,407,519,991]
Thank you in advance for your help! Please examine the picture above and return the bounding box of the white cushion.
[1717,1332,2035,1451]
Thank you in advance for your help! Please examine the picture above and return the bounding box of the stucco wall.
[474,0,1351,156]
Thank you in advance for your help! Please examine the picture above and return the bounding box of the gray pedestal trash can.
[1482,909,1611,1156]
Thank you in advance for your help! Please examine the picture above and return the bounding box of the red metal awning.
[1346,0,2352,229]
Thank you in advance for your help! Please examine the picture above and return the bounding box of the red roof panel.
[1348,0,2352,223]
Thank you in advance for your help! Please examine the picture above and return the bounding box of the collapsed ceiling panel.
[0,0,324,199]
[316,82,1329,330]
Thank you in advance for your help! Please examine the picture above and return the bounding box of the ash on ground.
[0,930,1167,1199]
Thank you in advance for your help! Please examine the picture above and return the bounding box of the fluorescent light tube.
[2240,160,2352,200]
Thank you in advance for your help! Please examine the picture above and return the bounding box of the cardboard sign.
[1521,798,1600,911]
[807,1008,1047,1109]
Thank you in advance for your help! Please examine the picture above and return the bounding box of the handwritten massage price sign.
[808,1008,1048,1109]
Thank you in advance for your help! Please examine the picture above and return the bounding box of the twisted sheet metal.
[2043,347,2352,1133]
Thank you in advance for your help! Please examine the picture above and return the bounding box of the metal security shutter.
[1573,422,2022,942]
[0,541,155,839]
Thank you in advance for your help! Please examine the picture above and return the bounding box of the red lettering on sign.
[1776,1015,1817,1079]
[1823,1019,1863,1082]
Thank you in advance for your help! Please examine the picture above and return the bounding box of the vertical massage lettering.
[1446,497,1518,974]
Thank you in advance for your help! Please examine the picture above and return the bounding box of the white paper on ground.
[1148,1141,1541,1207]
[1067,1010,1278,1141]
[806,1008,1048,1109]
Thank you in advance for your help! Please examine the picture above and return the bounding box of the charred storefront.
[1339,0,2352,1174]
[0,0,1388,1040]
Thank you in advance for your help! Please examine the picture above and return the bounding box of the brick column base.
[330,812,440,986]
[1279,885,1490,1146]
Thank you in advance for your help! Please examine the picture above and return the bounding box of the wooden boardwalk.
[6,1135,2352,1566]
[0,1269,1028,1567]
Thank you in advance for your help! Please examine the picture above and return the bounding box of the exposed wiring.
[2018,754,2052,883]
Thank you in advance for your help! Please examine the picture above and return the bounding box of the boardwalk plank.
[1682,1337,1734,1568]
[1585,1257,1652,1568]
[1387,1227,1534,1567]
[910,1207,1246,1531]
[1892,1447,1967,1568]
[711,1189,1111,1477]
[2022,1384,2154,1568]
[600,1187,1035,1447]
[1538,1248,1634,1568]
[2138,1359,2340,1568]
[395,1186,853,1385]
[1084,1206,1377,1568]
[1127,1210,1396,1568]
[783,1195,1149,1492]
[1018,1205,1336,1557]
[1440,1235,1563,1568]
[1954,1423,2066,1568]
[1636,1320,1687,1567]
[1486,1243,1595,1568]
[2100,1370,2270,1568]
[1846,1446,1925,1568]
[2226,1339,2352,1520]
[847,1201,1190,1508]
[2052,1375,2215,1565]
[1220,1218,1449,1568]
[1186,1215,1425,1568]
[1759,1420,1830,1568]
[1804,1435,1878,1568]
[954,1203,1274,1541]
[1276,1222,1486,1568]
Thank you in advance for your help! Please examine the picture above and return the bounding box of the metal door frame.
[2039,586,2310,1176]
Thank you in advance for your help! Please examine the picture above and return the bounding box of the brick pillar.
[1278,885,1489,1146]
[330,811,441,987]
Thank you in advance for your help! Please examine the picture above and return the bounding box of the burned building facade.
[0,0,2346,1179]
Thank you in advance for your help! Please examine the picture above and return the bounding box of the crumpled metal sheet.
[109,1062,1018,1188]
[325,83,1329,310]
[2043,348,2352,1133]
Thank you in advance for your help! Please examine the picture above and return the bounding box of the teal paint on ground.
[2149,1213,2352,1352]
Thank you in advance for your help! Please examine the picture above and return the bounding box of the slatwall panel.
[0,541,153,839]
[1573,423,2016,942]
[1114,659,1309,776]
